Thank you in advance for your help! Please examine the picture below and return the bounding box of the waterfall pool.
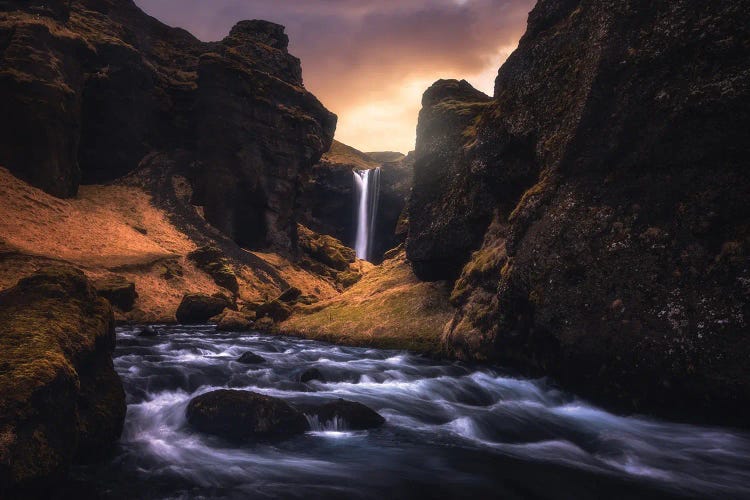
[74,326,750,499]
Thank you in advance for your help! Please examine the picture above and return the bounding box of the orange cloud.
[135,0,534,152]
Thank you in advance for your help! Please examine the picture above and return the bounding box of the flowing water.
[353,167,381,261]
[75,326,750,499]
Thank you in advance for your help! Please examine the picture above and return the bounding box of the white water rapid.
[353,167,381,261]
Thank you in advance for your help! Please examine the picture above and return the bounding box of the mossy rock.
[93,275,137,311]
[187,246,239,294]
[255,300,292,322]
[176,293,229,324]
[0,266,126,492]
[298,225,355,271]
[216,310,252,332]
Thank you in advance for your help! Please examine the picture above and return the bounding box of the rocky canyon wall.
[0,0,336,252]
[407,0,750,425]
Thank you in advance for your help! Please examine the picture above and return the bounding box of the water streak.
[353,167,381,261]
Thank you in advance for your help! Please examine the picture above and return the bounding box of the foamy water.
[74,325,750,499]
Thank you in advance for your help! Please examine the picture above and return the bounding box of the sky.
[134,0,535,154]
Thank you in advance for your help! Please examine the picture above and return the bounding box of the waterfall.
[353,167,381,261]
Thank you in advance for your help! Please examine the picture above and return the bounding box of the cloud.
[135,0,534,152]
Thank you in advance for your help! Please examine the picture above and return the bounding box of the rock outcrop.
[175,293,229,324]
[0,1,336,252]
[0,266,125,493]
[93,275,138,312]
[409,0,750,425]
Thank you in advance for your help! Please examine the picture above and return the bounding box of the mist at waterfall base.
[72,326,750,499]
[353,167,381,261]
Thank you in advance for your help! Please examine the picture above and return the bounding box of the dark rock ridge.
[0,0,336,252]
[408,0,750,426]
[298,140,412,263]
[0,266,126,493]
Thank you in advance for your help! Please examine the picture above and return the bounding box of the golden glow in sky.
[134,0,534,153]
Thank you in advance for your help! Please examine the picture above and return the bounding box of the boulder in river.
[300,367,326,383]
[186,390,308,441]
[138,325,159,337]
[237,351,265,364]
[0,266,126,491]
[298,399,385,430]
[175,293,229,324]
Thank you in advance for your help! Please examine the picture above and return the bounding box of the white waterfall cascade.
[353,167,381,261]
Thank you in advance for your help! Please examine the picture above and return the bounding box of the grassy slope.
[281,250,454,353]
[0,167,339,321]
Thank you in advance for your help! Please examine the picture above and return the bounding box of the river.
[73,325,750,499]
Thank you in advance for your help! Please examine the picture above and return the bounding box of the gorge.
[1,0,749,498]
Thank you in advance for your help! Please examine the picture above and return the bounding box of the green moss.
[0,265,124,488]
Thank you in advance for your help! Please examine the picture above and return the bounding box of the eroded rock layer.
[0,0,336,252]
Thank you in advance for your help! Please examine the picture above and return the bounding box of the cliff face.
[0,0,335,252]
[0,266,125,492]
[409,0,750,424]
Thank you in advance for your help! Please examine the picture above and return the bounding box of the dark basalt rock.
[237,351,265,364]
[0,2,336,253]
[410,0,750,426]
[175,293,229,324]
[406,79,497,281]
[297,399,385,430]
[186,390,308,441]
[138,326,159,337]
[277,286,303,304]
[299,367,326,383]
[0,266,125,491]
[93,275,138,312]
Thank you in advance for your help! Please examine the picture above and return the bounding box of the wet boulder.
[237,351,265,364]
[138,325,159,337]
[186,390,308,441]
[300,367,326,383]
[217,310,252,332]
[175,293,229,324]
[299,399,385,430]
[93,275,138,312]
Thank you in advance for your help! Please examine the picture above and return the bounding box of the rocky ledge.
[0,266,125,493]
